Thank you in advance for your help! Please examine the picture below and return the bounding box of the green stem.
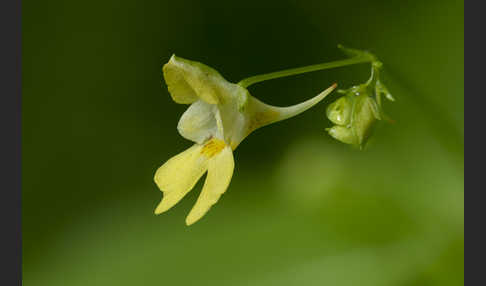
[238,55,374,88]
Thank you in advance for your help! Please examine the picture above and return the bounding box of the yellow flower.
[154,55,337,225]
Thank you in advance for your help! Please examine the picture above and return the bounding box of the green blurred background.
[22,0,463,285]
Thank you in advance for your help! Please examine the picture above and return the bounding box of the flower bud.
[326,125,358,145]
[326,96,352,125]
[325,86,381,148]
[352,95,378,145]
[325,55,393,148]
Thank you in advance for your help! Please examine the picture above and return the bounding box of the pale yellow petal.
[162,55,233,105]
[177,100,221,144]
[154,144,209,214]
[185,146,234,225]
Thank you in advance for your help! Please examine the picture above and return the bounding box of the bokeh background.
[22,0,463,285]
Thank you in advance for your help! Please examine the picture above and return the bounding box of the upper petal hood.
[162,55,235,105]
